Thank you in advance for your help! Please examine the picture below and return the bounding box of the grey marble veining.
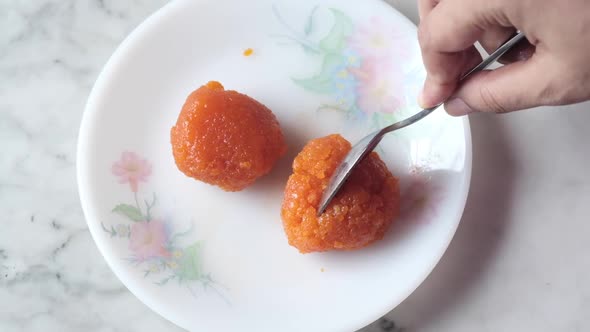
[2,0,590,331]
[1,1,182,331]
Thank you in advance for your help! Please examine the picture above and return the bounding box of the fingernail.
[417,90,427,108]
[418,87,435,109]
[419,79,444,109]
[445,98,473,116]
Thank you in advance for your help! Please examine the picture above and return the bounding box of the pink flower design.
[347,17,409,60]
[129,220,171,261]
[112,151,152,192]
[350,58,403,114]
[345,16,415,115]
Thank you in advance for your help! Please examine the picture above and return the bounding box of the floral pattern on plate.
[103,152,227,301]
[273,5,416,129]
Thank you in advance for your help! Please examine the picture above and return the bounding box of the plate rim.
[76,0,473,330]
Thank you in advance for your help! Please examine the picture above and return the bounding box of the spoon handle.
[379,31,527,136]
[461,31,526,80]
[317,32,527,215]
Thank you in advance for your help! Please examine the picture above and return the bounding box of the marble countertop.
[2,0,589,331]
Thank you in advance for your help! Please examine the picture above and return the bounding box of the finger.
[419,45,482,108]
[419,0,495,54]
[418,0,512,107]
[478,27,516,54]
[498,40,536,64]
[444,56,551,115]
[418,0,439,21]
[478,28,536,64]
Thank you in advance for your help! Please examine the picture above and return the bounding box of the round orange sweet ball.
[281,134,400,253]
[171,81,287,191]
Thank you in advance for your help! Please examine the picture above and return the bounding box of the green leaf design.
[175,243,202,281]
[378,113,397,124]
[293,52,345,93]
[112,204,143,222]
[304,6,318,36]
[319,9,353,53]
[101,222,116,237]
[144,193,157,221]
[301,44,319,55]
[156,276,175,286]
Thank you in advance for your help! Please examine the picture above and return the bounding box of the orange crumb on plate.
[243,48,254,56]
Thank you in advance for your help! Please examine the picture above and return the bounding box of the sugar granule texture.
[281,134,400,253]
[171,81,287,191]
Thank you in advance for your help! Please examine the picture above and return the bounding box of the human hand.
[417,0,590,115]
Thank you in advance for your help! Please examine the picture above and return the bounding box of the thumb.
[445,56,550,115]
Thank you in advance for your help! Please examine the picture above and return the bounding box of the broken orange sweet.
[281,134,400,253]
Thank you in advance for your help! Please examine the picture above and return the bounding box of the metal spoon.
[317,31,527,215]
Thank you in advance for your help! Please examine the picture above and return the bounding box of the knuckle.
[537,81,563,105]
[543,70,590,105]
[478,85,509,113]
[536,71,578,106]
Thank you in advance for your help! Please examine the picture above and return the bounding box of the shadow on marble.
[359,113,517,331]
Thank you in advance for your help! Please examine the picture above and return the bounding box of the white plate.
[77,0,471,331]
